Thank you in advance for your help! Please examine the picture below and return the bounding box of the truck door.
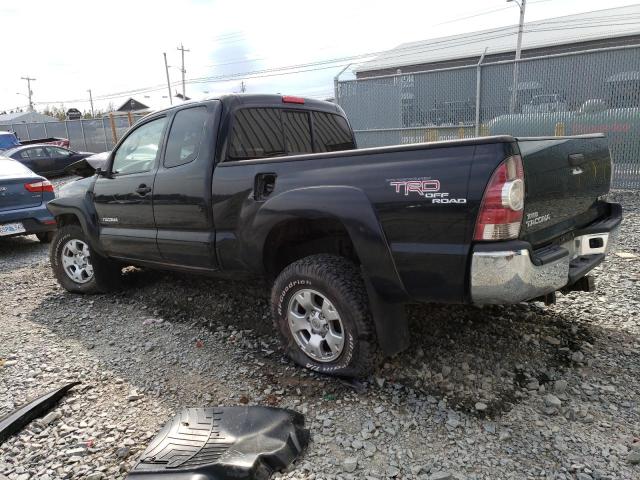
[153,103,219,269]
[93,116,168,260]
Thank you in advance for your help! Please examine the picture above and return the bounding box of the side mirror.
[95,167,111,178]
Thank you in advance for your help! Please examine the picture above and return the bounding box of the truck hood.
[64,151,109,177]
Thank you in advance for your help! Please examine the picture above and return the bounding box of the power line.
[31,31,522,105]
[28,9,639,107]
[29,29,523,105]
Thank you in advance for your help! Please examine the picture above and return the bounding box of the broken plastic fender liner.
[0,381,80,445]
[126,406,309,480]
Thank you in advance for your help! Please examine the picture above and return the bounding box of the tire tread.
[271,254,380,377]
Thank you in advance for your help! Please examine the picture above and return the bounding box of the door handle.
[135,184,152,195]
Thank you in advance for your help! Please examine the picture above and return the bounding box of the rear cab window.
[283,110,313,155]
[225,107,354,161]
[312,112,356,152]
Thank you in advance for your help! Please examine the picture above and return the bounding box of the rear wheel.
[271,254,379,377]
[50,225,121,293]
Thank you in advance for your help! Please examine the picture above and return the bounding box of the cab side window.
[312,112,355,152]
[227,108,284,161]
[112,117,167,175]
[164,107,208,168]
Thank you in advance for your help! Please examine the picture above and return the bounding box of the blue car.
[0,156,56,242]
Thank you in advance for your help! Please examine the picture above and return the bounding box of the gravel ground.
[0,187,639,480]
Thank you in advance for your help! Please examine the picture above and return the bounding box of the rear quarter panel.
[212,140,513,303]
[377,141,513,302]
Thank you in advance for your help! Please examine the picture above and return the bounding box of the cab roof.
[149,94,342,117]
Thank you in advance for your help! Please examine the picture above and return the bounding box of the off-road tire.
[50,225,121,293]
[271,254,380,377]
[36,231,54,243]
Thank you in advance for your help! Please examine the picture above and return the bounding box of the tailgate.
[517,134,612,247]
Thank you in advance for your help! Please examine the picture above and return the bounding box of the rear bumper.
[0,204,56,238]
[470,203,621,304]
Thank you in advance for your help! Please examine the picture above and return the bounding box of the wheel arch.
[251,186,410,356]
[48,200,104,256]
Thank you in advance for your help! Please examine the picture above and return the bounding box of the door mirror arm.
[95,167,115,179]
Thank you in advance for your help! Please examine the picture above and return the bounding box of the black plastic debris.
[126,407,309,480]
[0,381,80,445]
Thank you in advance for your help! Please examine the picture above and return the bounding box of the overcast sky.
[1,0,638,113]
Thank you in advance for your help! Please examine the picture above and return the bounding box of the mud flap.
[0,381,80,445]
[362,271,410,357]
[126,407,309,480]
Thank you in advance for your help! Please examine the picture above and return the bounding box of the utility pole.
[177,43,190,101]
[333,64,352,105]
[240,80,246,93]
[508,0,526,113]
[163,52,173,105]
[87,89,94,117]
[21,76,36,111]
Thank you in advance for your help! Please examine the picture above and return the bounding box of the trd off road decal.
[387,177,467,204]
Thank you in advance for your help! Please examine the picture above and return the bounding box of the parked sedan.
[0,156,56,242]
[2,145,94,177]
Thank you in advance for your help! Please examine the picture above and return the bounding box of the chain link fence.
[337,45,640,189]
[0,114,147,153]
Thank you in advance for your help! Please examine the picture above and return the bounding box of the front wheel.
[50,225,122,293]
[271,254,380,377]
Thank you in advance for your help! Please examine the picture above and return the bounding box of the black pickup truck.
[47,94,621,377]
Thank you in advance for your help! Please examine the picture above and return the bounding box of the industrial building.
[355,4,640,78]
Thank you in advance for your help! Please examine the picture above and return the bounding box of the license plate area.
[574,233,609,256]
[0,222,26,236]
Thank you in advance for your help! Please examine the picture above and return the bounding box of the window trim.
[109,115,168,177]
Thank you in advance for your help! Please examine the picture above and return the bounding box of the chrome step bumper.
[470,228,618,304]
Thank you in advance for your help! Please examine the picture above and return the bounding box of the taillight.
[282,95,305,104]
[474,155,525,241]
[24,180,54,193]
